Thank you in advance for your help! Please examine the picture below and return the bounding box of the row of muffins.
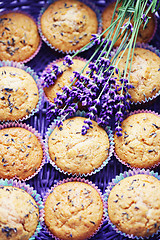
[0,1,160,240]
[0,57,160,176]
[0,63,160,239]
[0,74,160,240]
[0,44,160,124]
[42,46,160,104]
[0,0,157,62]
[0,58,159,175]
[1,169,160,240]
[1,109,160,178]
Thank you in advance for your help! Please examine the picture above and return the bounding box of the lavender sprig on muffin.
[42,0,159,136]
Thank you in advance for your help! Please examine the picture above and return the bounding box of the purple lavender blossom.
[63,55,73,66]
[90,34,101,45]
[84,119,93,127]
[46,56,133,136]
[41,63,63,88]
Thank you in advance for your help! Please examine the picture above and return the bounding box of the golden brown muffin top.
[0,66,39,121]
[114,48,160,103]
[40,0,98,52]
[0,186,39,240]
[114,112,160,168]
[0,12,40,62]
[0,127,43,180]
[108,174,160,237]
[48,117,110,175]
[44,181,103,240]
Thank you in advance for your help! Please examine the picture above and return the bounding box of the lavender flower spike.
[63,55,74,66]
[41,63,63,88]
[90,34,101,45]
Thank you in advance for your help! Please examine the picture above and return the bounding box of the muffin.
[0,12,40,62]
[47,117,110,175]
[43,58,89,103]
[0,126,43,180]
[40,0,98,52]
[0,66,39,121]
[114,112,160,169]
[102,1,156,47]
[0,186,39,240]
[44,181,104,240]
[114,47,160,103]
[107,174,160,238]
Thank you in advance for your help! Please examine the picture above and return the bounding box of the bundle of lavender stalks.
[41,0,160,136]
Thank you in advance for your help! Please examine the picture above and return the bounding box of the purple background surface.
[0,0,160,239]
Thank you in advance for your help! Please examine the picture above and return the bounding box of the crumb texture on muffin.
[44,181,103,240]
[114,112,160,168]
[0,66,39,121]
[0,12,40,62]
[0,186,39,240]
[115,48,160,102]
[108,174,160,237]
[48,117,110,175]
[0,127,43,180]
[40,0,98,52]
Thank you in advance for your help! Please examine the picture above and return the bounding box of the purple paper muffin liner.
[38,0,102,54]
[0,10,42,64]
[0,60,43,123]
[0,121,46,181]
[40,177,106,240]
[40,56,89,105]
[101,0,157,45]
[0,178,43,240]
[104,169,160,239]
[45,110,114,177]
[113,42,160,105]
[114,109,160,170]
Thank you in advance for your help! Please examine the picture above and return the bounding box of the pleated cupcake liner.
[0,60,43,123]
[114,109,160,170]
[0,10,42,63]
[38,0,102,54]
[40,56,89,105]
[113,42,160,105]
[40,177,106,240]
[104,168,160,239]
[0,121,46,181]
[45,110,114,177]
[0,178,43,240]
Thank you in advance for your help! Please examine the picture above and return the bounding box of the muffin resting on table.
[0,127,43,180]
[44,181,103,240]
[43,58,89,103]
[102,1,156,47]
[0,186,39,240]
[40,0,98,52]
[48,117,110,175]
[0,66,39,121]
[0,12,40,62]
[114,112,160,168]
[108,174,160,238]
[115,47,160,103]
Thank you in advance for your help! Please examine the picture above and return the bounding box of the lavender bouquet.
[41,0,160,136]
